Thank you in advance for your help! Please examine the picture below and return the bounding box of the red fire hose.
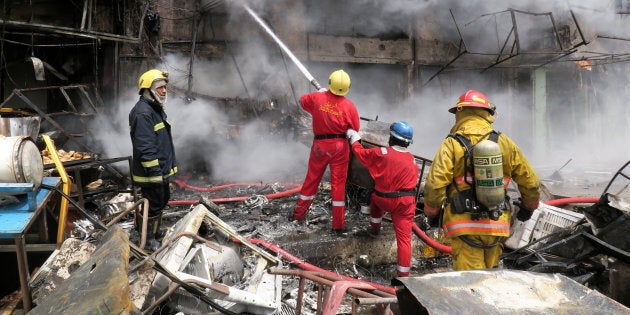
[413,197,599,254]
[168,180,302,205]
[170,179,598,255]
[172,179,452,253]
[542,197,599,207]
[412,223,452,254]
[409,197,600,254]
[245,237,397,296]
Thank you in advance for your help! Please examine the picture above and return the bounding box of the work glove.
[318,88,328,93]
[516,208,533,222]
[514,198,535,222]
[346,129,361,144]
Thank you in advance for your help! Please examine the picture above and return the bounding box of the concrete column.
[532,68,547,162]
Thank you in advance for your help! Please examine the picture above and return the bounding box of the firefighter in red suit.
[290,69,360,234]
[346,121,418,276]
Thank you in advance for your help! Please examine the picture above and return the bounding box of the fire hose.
[170,180,597,255]
[412,223,452,254]
[542,197,599,207]
[169,179,302,205]
[411,197,601,254]
[172,178,451,253]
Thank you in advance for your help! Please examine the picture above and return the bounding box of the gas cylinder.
[473,139,504,209]
[0,135,44,191]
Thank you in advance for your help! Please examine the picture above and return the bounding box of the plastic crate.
[531,204,584,242]
[504,203,584,250]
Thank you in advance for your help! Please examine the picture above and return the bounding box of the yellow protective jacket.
[423,108,540,238]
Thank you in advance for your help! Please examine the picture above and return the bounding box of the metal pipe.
[143,282,181,314]
[105,198,149,250]
[269,268,386,299]
[509,9,521,54]
[355,297,398,305]
[297,276,306,315]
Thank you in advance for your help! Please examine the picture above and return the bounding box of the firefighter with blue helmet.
[346,121,418,276]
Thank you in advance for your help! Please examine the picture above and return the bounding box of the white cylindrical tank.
[0,135,44,191]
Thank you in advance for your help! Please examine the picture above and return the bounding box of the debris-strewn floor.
[24,160,630,313]
[50,173,452,314]
[162,176,452,280]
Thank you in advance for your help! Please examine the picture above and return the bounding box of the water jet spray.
[241,2,323,90]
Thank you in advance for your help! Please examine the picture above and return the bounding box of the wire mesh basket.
[505,203,584,250]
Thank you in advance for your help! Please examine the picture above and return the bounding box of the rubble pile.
[22,160,630,313]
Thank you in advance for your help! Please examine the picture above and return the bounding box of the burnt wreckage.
[5,121,629,314]
[0,0,630,314]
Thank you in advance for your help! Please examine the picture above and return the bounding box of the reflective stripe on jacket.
[129,96,178,185]
[423,108,540,237]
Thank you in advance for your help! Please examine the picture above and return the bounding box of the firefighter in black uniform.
[129,69,178,250]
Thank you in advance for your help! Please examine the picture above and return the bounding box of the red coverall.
[350,142,418,276]
[292,90,360,230]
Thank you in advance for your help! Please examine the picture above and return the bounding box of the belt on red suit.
[374,189,416,198]
[314,134,346,140]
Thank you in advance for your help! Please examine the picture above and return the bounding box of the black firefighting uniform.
[129,96,178,215]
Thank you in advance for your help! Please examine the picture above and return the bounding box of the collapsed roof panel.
[0,0,142,42]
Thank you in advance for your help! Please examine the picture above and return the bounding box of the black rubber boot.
[137,212,163,252]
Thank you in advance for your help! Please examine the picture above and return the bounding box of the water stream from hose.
[241,3,322,90]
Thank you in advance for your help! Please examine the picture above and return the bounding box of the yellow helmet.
[138,69,169,94]
[328,69,351,96]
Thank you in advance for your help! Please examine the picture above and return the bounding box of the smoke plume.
[93,0,629,192]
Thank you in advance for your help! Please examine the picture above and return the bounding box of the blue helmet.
[390,121,413,144]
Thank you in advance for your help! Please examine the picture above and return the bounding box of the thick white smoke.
[93,0,628,192]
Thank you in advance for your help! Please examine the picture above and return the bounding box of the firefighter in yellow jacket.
[423,90,540,270]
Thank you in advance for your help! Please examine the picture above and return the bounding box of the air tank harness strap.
[314,134,346,140]
[459,235,502,249]
[374,189,416,198]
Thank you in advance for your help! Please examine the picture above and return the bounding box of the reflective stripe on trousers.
[293,139,349,229]
[371,194,414,278]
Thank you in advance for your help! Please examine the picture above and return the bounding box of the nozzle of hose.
[310,79,322,90]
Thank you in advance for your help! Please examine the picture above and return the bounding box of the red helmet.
[449,89,495,115]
